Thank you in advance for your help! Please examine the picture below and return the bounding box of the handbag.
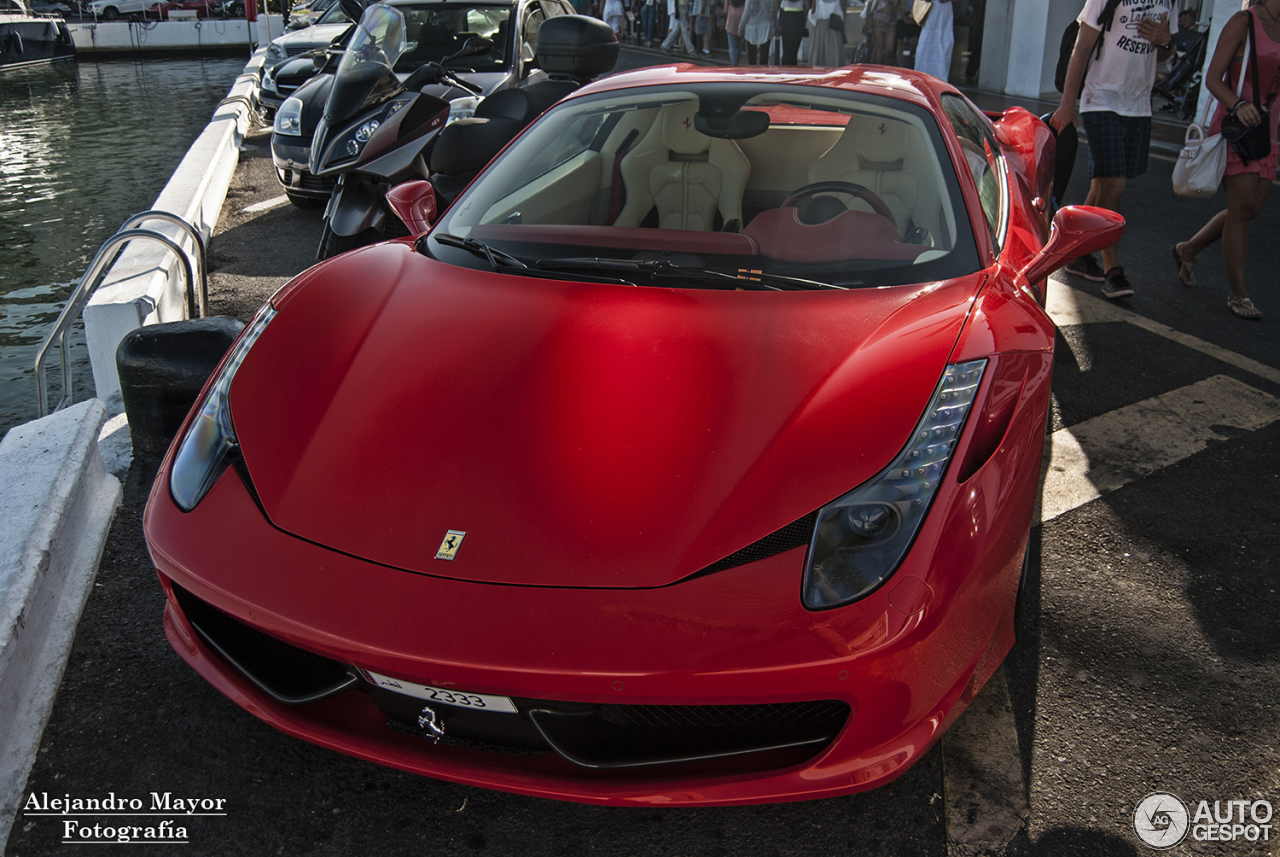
[1172,24,1252,199]
[852,30,872,62]
[1220,12,1273,163]
[911,0,931,25]
[1172,122,1227,197]
[828,11,842,30]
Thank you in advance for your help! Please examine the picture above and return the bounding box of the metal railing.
[33,210,208,418]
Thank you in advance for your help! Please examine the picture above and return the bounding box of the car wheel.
[102,5,118,17]
[286,190,325,210]
[317,223,366,260]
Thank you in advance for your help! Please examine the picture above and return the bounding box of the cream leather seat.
[808,116,919,233]
[612,100,751,232]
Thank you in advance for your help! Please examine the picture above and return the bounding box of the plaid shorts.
[1081,111,1151,179]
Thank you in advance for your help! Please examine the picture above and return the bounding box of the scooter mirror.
[337,0,363,24]
[447,36,494,62]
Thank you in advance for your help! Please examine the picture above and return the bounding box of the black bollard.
[116,317,246,463]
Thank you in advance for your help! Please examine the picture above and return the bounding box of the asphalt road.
[7,49,1280,857]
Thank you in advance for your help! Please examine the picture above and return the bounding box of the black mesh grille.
[297,171,336,192]
[171,584,357,704]
[599,700,848,731]
[686,511,818,580]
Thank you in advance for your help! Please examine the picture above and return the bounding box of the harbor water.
[0,55,246,438]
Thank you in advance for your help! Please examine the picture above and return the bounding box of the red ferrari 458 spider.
[145,63,1123,806]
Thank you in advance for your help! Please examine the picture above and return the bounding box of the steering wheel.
[782,181,896,229]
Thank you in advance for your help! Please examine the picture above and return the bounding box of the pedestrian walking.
[809,0,844,66]
[778,0,809,64]
[863,0,902,65]
[662,0,696,52]
[693,0,712,54]
[1050,0,1177,299]
[1173,0,1280,320]
[603,0,626,34]
[641,0,658,45]
[740,0,777,63]
[914,0,954,79]
[725,0,746,62]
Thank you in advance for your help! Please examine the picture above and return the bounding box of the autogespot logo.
[1134,793,1276,848]
[1134,792,1190,849]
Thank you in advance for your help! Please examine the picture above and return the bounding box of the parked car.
[269,0,575,207]
[154,0,222,17]
[145,64,1125,805]
[87,0,156,19]
[260,0,353,69]
[286,0,335,28]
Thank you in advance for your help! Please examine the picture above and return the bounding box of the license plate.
[364,670,518,713]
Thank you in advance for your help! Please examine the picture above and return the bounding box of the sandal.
[1172,243,1196,287]
[1228,296,1262,319]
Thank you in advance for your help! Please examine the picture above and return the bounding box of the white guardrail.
[0,52,266,851]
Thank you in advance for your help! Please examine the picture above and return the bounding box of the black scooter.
[310,11,618,260]
[310,2,492,259]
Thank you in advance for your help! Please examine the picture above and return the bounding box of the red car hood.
[231,242,981,588]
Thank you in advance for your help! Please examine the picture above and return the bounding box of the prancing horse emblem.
[435,530,466,561]
[418,706,445,743]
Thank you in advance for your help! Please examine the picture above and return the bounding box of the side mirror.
[1018,205,1125,287]
[337,0,362,23]
[386,180,438,235]
[402,61,442,90]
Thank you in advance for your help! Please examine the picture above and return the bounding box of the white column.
[1195,0,1249,122]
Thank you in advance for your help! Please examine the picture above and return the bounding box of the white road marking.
[1037,374,1280,522]
[943,667,1028,857]
[241,195,290,214]
[1046,280,1280,386]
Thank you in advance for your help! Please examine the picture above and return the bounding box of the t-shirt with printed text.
[1077,0,1177,117]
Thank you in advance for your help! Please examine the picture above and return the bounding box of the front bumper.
[144,352,1049,805]
[271,133,332,200]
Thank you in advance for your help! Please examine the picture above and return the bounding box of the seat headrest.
[661,101,710,156]
[853,118,910,163]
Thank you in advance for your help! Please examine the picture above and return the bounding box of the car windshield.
[430,83,981,289]
[391,4,513,73]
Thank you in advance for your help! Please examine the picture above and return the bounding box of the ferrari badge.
[435,530,466,561]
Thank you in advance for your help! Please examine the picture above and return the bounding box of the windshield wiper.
[530,258,853,291]
[430,233,529,272]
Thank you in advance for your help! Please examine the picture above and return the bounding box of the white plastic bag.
[1172,122,1227,198]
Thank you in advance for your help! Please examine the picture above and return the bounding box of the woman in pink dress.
[1173,0,1280,319]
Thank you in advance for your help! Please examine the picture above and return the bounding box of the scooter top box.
[535,15,619,80]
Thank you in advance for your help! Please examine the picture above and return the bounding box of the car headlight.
[265,43,285,64]
[801,359,988,610]
[169,305,277,512]
[446,95,481,124]
[274,96,304,136]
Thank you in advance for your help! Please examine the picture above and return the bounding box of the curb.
[0,400,122,851]
[81,51,265,406]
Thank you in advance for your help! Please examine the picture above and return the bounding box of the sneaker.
[1065,253,1106,282]
[1100,267,1134,299]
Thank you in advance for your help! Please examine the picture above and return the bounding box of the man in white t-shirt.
[1050,0,1175,299]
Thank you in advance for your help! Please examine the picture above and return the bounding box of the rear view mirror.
[1018,205,1125,287]
[386,180,438,234]
[447,36,494,62]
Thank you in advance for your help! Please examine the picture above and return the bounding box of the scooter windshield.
[325,4,408,126]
